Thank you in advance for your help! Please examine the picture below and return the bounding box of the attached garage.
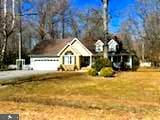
[30,57,60,70]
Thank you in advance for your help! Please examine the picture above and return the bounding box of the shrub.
[87,68,97,76]
[58,64,65,71]
[74,65,78,71]
[99,67,113,77]
[92,58,111,72]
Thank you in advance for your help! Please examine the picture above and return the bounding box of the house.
[30,38,92,70]
[108,37,135,70]
[30,37,134,70]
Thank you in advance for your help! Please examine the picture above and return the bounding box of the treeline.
[0,0,106,66]
[0,0,160,67]
[120,0,160,66]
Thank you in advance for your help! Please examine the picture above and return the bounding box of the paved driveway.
[0,70,55,81]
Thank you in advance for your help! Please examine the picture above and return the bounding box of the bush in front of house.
[99,67,113,77]
[87,68,97,76]
[74,65,78,71]
[92,58,112,72]
[58,64,65,71]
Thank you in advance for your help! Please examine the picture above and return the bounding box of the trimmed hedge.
[87,68,97,76]
[99,67,113,77]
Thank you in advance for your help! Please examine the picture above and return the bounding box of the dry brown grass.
[0,70,160,119]
[0,101,160,120]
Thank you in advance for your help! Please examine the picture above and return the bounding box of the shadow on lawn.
[0,72,85,86]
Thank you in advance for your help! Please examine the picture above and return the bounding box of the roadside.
[0,70,56,81]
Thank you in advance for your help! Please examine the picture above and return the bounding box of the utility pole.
[16,0,37,70]
[142,40,145,62]
[101,0,109,58]
[16,0,23,70]
[19,0,22,60]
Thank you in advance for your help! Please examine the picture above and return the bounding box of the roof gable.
[95,40,104,46]
[108,39,118,46]
[58,38,92,56]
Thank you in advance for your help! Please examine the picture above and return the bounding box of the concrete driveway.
[0,70,55,81]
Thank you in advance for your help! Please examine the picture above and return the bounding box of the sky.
[24,0,135,33]
[71,0,135,33]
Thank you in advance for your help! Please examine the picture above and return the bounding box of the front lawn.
[0,70,160,119]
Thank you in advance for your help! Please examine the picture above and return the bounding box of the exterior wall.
[71,40,92,56]
[76,56,80,69]
[140,62,151,67]
[59,46,81,70]
[95,40,104,53]
[108,39,118,52]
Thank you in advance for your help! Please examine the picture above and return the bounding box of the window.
[95,40,104,53]
[63,51,75,65]
[34,58,59,62]
[108,40,118,52]
[96,44,103,52]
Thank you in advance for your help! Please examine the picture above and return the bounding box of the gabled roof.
[31,38,73,56]
[31,38,92,57]
[95,40,104,46]
[108,39,118,46]
[58,38,92,56]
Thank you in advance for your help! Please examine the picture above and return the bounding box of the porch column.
[89,56,92,67]
[77,56,80,69]
[129,55,133,69]
[120,56,123,62]
[111,56,113,62]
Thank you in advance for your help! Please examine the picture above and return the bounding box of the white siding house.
[30,38,92,70]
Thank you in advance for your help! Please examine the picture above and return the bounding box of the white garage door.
[31,57,60,70]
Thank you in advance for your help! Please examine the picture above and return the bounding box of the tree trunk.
[0,0,15,64]
[11,0,15,29]
[0,0,7,64]
[102,0,109,58]
[61,14,65,39]
[0,37,7,63]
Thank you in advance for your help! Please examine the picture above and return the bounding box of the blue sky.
[71,0,135,33]
[24,0,135,33]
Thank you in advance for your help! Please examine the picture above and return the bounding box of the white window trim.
[63,52,75,65]
[96,44,103,52]
[64,55,75,65]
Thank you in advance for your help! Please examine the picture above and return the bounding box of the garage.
[30,57,60,70]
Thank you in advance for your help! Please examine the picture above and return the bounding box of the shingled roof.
[31,38,73,56]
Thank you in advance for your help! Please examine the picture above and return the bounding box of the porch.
[61,55,92,71]
[109,53,133,70]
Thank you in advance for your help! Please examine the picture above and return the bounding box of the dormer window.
[95,40,104,53]
[108,39,118,52]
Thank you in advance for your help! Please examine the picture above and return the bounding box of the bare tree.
[124,0,160,66]
[119,20,133,51]
[0,0,15,65]
[33,0,69,41]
